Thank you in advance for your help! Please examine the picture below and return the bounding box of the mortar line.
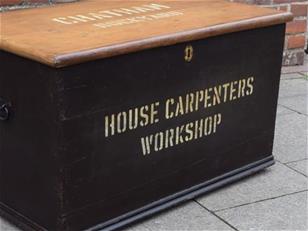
[194,200,239,231]
[211,189,308,213]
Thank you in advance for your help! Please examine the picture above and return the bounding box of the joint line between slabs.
[210,189,308,213]
[194,200,239,231]
[277,160,308,178]
[282,158,308,165]
[280,72,307,80]
[298,73,308,79]
[280,77,305,81]
[277,104,308,116]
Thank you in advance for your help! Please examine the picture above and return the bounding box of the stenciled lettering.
[164,77,255,119]
[104,76,255,156]
[105,102,160,138]
[52,3,171,25]
[141,114,222,155]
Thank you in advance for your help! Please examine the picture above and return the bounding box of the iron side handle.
[0,98,10,121]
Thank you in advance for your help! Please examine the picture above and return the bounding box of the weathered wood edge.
[0,12,293,68]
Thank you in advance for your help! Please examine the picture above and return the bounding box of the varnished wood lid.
[0,0,292,68]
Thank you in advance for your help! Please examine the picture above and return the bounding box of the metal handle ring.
[0,103,9,121]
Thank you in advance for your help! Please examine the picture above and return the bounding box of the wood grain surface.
[0,0,293,68]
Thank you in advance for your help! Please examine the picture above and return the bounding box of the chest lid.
[1,0,292,68]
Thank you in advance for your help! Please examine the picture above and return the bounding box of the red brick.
[286,20,307,34]
[279,5,289,12]
[287,35,306,49]
[0,0,23,6]
[291,3,308,17]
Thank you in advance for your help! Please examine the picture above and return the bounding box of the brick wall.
[1,0,307,66]
[231,0,308,66]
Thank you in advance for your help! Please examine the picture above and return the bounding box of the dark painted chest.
[0,1,292,230]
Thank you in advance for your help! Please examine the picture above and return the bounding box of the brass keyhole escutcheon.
[184,45,193,62]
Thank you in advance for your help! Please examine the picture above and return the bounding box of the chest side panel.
[0,52,62,230]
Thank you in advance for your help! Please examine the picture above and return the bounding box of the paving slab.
[126,201,234,231]
[281,60,308,74]
[125,223,151,231]
[278,95,308,115]
[216,191,308,231]
[196,162,307,212]
[280,73,305,80]
[281,66,307,74]
[273,112,307,163]
[0,217,20,231]
[300,73,308,79]
[287,159,308,176]
[276,105,294,116]
[278,78,307,98]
